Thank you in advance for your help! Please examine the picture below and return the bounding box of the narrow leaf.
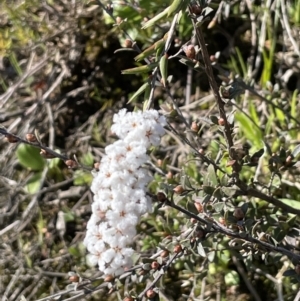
[159,53,168,87]
[128,82,150,103]
[121,62,158,74]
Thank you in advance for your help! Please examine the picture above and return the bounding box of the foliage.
[1,0,300,301]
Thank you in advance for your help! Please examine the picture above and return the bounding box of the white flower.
[83,109,166,275]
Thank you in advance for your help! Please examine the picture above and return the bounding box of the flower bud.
[194,201,203,213]
[65,159,77,168]
[157,159,163,167]
[124,39,133,48]
[151,261,160,270]
[69,274,80,282]
[198,148,205,155]
[218,118,225,126]
[173,244,183,253]
[26,133,37,142]
[173,185,184,194]
[5,134,18,143]
[104,274,114,282]
[94,162,100,170]
[40,149,55,158]
[166,171,173,179]
[183,45,196,59]
[286,155,293,164]
[191,121,199,132]
[190,4,202,15]
[233,207,244,220]
[157,192,167,202]
[146,289,156,299]
[160,250,169,258]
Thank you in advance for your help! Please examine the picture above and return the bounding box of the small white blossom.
[83,109,166,275]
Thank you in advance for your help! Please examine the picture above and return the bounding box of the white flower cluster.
[83,109,166,275]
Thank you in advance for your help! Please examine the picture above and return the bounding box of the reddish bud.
[173,244,183,254]
[173,185,184,194]
[123,297,134,301]
[104,275,114,282]
[233,207,245,220]
[5,134,18,143]
[151,261,160,270]
[146,289,156,299]
[190,4,202,15]
[166,171,173,179]
[194,201,203,213]
[210,55,217,62]
[26,133,37,142]
[198,148,205,155]
[191,121,199,132]
[157,192,167,202]
[286,155,293,164]
[183,45,196,59]
[94,162,100,170]
[65,159,77,168]
[157,159,163,167]
[218,118,225,126]
[69,275,80,282]
[160,250,169,258]
[40,149,55,158]
[124,39,133,48]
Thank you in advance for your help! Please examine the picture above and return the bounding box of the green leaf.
[159,53,168,87]
[74,170,93,185]
[142,7,169,29]
[225,270,240,285]
[68,246,80,257]
[197,242,206,257]
[235,112,262,147]
[167,0,189,17]
[121,62,158,74]
[207,164,218,186]
[279,198,300,210]
[24,172,43,194]
[128,82,150,103]
[17,144,45,171]
[81,152,94,166]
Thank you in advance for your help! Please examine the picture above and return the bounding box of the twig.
[137,252,181,300]
[191,14,239,177]
[232,253,261,301]
[165,199,300,263]
[0,127,92,171]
